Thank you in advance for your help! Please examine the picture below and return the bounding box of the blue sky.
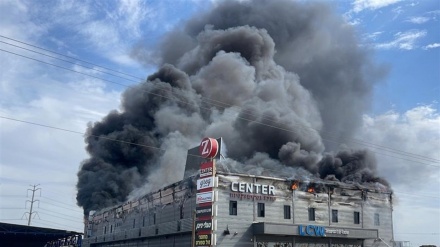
[0,0,439,246]
[334,0,439,113]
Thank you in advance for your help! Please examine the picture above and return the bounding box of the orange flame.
[307,187,315,193]
[291,181,299,190]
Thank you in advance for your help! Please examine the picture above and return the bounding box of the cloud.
[356,106,440,190]
[375,30,427,50]
[406,16,430,24]
[352,0,402,13]
[363,31,384,41]
[0,33,122,231]
[423,43,440,50]
[355,106,440,246]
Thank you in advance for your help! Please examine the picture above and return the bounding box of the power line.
[0,34,143,80]
[40,196,83,212]
[1,38,439,165]
[3,115,439,170]
[39,207,83,220]
[0,115,213,160]
[37,211,83,224]
[2,34,439,164]
[33,218,83,232]
[40,201,84,214]
[0,40,142,83]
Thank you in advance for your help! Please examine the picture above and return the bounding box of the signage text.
[197,177,213,190]
[298,225,325,237]
[231,182,275,195]
[196,192,213,204]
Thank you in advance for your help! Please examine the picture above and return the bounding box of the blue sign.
[298,225,325,236]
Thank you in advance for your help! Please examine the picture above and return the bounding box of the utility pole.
[26,184,41,226]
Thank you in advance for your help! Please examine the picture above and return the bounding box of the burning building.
[81,138,393,247]
[77,1,394,246]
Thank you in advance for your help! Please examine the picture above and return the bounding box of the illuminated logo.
[199,138,218,158]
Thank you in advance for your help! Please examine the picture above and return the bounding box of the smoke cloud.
[77,0,388,214]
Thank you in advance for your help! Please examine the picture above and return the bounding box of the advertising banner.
[196,205,213,218]
[196,191,213,204]
[197,177,214,190]
[195,234,212,247]
[199,161,214,178]
[195,219,212,232]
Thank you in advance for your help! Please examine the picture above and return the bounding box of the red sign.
[199,161,214,178]
[199,138,218,158]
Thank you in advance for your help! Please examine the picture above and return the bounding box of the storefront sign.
[200,162,214,178]
[326,228,349,235]
[199,137,218,158]
[195,219,212,231]
[195,234,212,246]
[196,205,213,218]
[231,182,275,195]
[196,192,213,204]
[298,225,325,237]
[230,192,276,201]
[197,177,214,190]
[298,225,350,237]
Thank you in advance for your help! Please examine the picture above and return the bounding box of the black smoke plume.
[77,0,388,214]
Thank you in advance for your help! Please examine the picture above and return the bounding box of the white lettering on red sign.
[199,138,219,158]
[199,161,214,178]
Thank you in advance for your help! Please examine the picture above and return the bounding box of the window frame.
[229,200,238,216]
[374,213,380,226]
[354,211,360,224]
[308,208,315,221]
[257,202,265,217]
[284,205,291,219]
[332,209,338,223]
[180,205,184,219]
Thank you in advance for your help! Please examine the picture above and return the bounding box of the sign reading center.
[199,138,218,159]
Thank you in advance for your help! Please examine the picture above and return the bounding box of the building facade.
[82,170,393,247]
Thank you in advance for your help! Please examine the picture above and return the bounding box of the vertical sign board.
[195,138,218,247]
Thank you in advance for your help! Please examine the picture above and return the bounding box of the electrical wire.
[38,207,83,220]
[41,196,83,211]
[0,115,214,160]
[1,35,439,164]
[2,114,439,168]
[1,38,439,167]
[40,200,83,214]
[0,40,142,83]
[33,218,83,232]
[0,34,143,80]
[37,211,83,224]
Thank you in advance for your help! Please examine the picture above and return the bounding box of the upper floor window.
[332,209,338,223]
[354,211,360,224]
[229,200,237,215]
[308,208,315,221]
[284,205,291,219]
[257,203,265,217]
[374,213,380,226]
[180,205,184,219]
